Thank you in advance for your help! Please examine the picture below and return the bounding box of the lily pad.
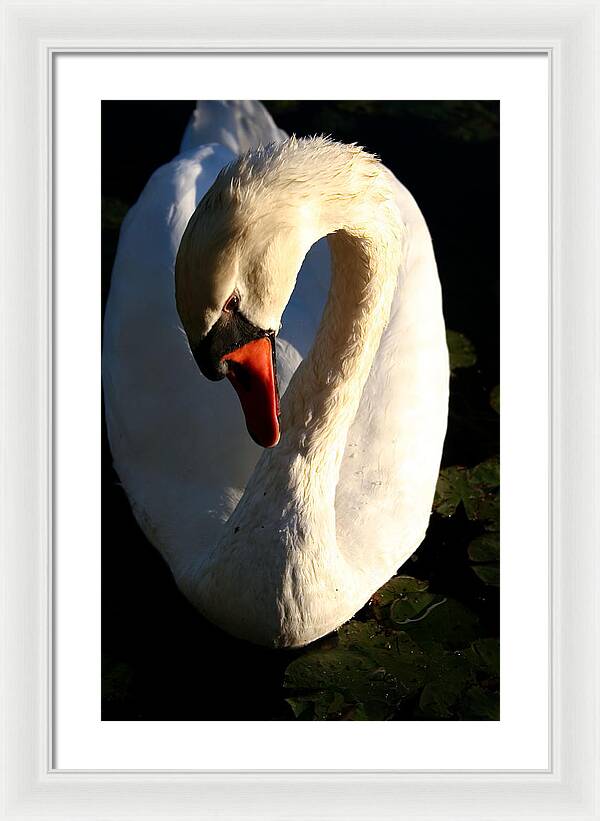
[468,532,499,563]
[284,605,497,720]
[468,638,500,676]
[468,529,500,587]
[434,458,499,526]
[471,564,500,586]
[433,466,472,517]
[373,575,430,606]
[417,649,473,719]
[458,685,500,720]
[397,596,481,650]
[446,330,477,372]
[371,575,434,622]
[390,593,440,626]
[469,457,499,488]
[286,689,346,720]
[490,385,500,414]
[286,697,317,720]
[469,493,500,528]
[284,622,429,720]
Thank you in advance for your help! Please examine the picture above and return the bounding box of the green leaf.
[371,575,433,622]
[361,701,391,720]
[342,704,371,721]
[389,592,438,625]
[337,620,391,650]
[468,532,499,563]
[373,575,430,607]
[433,466,472,517]
[472,564,500,586]
[446,330,477,372]
[468,529,500,588]
[418,650,474,719]
[397,597,481,650]
[285,697,315,720]
[469,457,499,488]
[283,599,494,720]
[490,385,500,414]
[470,638,500,676]
[458,685,500,720]
[284,622,429,720]
[434,458,499,526]
[286,689,348,721]
[285,647,373,692]
[468,493,500,527]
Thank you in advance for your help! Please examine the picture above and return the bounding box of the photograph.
[101,99,500,721]
[4,0,600,810]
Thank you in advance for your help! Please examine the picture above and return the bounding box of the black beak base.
[191,310,272,381]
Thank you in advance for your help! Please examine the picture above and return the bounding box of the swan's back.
[180,100,287,156]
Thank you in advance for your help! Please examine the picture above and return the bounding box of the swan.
[102,101,449,648]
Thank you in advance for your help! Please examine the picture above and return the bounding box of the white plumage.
[102,101,449,647]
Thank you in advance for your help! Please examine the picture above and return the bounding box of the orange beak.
[221,336,281,448]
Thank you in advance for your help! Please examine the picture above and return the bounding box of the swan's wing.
[180,100,287,156]
[103,133,329,578]
[104,98,332,577]
[103,143,260,573]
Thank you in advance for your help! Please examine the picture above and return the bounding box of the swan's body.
[103,101,449,647]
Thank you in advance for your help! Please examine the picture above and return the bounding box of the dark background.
[102,101,499,720]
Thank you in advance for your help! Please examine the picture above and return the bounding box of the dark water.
[101,101,499,720]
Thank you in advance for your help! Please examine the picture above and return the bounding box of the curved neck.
[193,150,425,643]
[279,175,405,486]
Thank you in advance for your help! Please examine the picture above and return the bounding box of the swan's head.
[175,139,323,448]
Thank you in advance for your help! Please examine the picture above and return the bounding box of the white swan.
[102,101,449,648]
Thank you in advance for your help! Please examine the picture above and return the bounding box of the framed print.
[57,54,544,769]
[1,1,599,819]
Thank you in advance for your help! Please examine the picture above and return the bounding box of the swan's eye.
[223,293,240,313]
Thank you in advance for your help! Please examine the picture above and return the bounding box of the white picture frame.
[1,1,598,819]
